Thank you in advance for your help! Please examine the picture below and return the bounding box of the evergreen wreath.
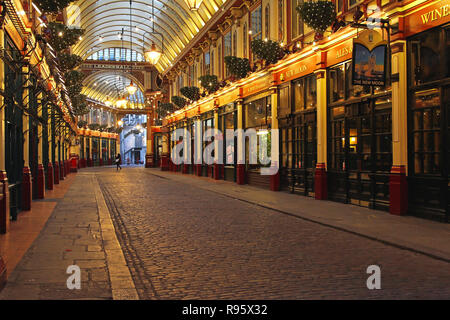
[198,75,219,94]
[180,86,201,102]
[224,56,251,79]
[251,39,285,65]
[171,96,187,109]
[296,0,336,35]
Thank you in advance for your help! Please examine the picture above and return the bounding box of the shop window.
[293,74,317,112]
[410,27,445,86]
[291,0,304,40]
[245,97,271,128]
[278,86,291,118]
[411,88,442,174]
[329,61,371,103]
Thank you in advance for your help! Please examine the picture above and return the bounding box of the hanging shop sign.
[404,0,450,37]
[352,29,387,86]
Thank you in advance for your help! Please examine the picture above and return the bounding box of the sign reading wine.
[352,30,387,86]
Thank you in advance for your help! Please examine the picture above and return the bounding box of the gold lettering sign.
[421,4,450,24]
[406,0,450,37]
[336,47,353,60]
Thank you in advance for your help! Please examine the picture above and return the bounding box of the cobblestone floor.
[96,167,450,300]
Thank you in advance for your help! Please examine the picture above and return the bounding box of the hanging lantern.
[126,81,138,95]
[144,42,162,65]
[116,96,127,108]
[184,0,203,11]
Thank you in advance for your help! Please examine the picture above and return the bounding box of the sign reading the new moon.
[352,29,387,86]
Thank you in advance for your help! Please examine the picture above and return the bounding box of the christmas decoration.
[34,0,73,13]
[57,53,83,73]
[99,124,108,132]
[88,123,100,131]
[71,94,89,116]
[224,56,251,79]
[157,102,176,117]
[77,120,87,128]
[180,86,200,102]
[331,18,346,33]
[296,1,336,36]
[251,39,285,65]
[46,22,84,52]
[171,96,187,109]
[198,75,219,94]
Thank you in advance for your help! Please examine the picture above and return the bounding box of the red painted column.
[214,164,222,180]
[0,255,6,290]
[270,171,280,191]
[196,164,202,176]
[60,161,65,180]
[389,165,408,215]
[160,154,169,171]
[22,167,32,211]
[314,163,328,200]
[37,164,45,199]
[99,158,103,167]
[47,163,54,190]
[70,157,78,173]
[0,171,10,234]
[182,163,189,174]
[236,164,246,185]
[54,162,60,185]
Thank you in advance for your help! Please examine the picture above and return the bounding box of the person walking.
[115,153,122,171]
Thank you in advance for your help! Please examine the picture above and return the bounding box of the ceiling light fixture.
[126,0,138,96]
[143,0,164,65]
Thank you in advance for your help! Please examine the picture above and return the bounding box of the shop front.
[243,93,272,189]
[218,103,237,182]
[327,58,392,211]
[405,4,450,221]
[279,73,317,197]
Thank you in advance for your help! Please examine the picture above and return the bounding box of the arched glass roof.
[82,72,146,108]
[67,0,224,72]
[87,48,145,62]
[67,0,224,111]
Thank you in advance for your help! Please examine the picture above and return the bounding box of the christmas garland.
[88,123,100,131]
[198,75,219,94]
[224,56,251,79]
[296,1,336,35]
[171,96,187,109]
[180,86,201,102]
[251,39,285,65]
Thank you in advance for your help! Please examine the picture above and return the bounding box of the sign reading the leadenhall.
[170,122,279,176]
